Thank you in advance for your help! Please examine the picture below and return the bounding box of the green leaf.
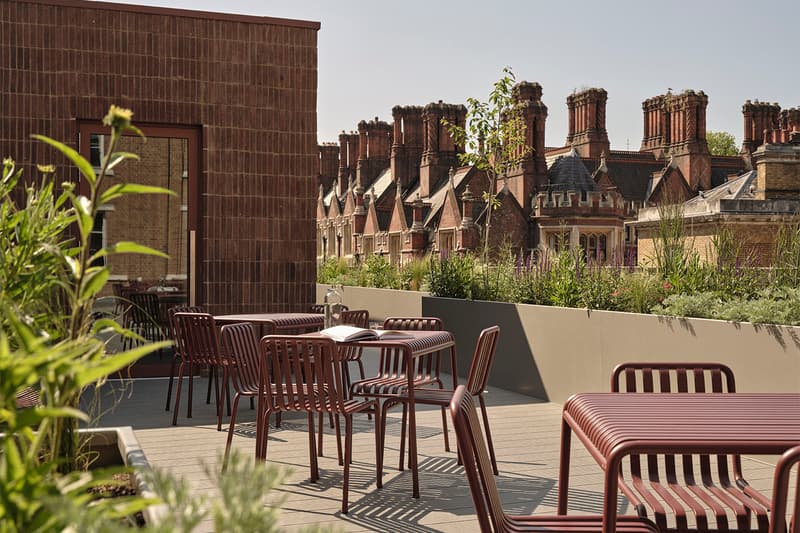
[108,241,169,258]
[31,134,96,187]
[80,268,110,299]
[106,151,140,172]
[90,317,128,336]
[75,341,171,386]
[99,183,175,204]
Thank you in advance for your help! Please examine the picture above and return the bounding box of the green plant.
[428,253,478,299]
[442,67,531,267]
[360,254,399,288]
[773,223,800,287]
[316,256,348,284]
[399,255,431,291]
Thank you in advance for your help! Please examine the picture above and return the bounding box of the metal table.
[557,392,800,533]
[214,313,324,335]
[335,329,458,499]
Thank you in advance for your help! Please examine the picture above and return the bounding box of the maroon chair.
[449,385,659,533]
[257,335,381,514]
[219,322,262,469]
[769,445,800,533]
[383,325,501,474]
[338,309,370,389]
[350,316,449,470]
[611,362,770,533]
[171,312,227,429]
[165,305,206,411]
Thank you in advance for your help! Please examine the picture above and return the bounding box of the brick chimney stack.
[419,101,466,198]
[337,131,359,196]
[355,117,392,189]
[318,143,339,192]
[741,100,781,154]
[505,81,548,209]
[391,105,424,189]
[753,138,800,200]
[641,89,710,192]
[566,88,609,158]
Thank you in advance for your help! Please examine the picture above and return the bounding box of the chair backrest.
[380,317,443,378]
[611,362,742,480]
[465,326,500,396]
[167,305,205,353]
[450,385,505,532]
[769,445,800,533]
[260,335,346,414]
[611,362,736,393]
[220,322,261,394]
[172,312,221,365]
[129,292,160,324]
[340,309,369,328]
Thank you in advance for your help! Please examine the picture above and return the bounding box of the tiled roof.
[547,149,598,192]
[603,160,664,201]
[423,167,473,227]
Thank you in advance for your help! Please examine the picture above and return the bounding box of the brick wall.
[1,0,320,313]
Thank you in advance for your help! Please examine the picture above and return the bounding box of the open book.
[319,325,413,342]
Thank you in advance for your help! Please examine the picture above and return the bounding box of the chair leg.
[334,414,344,466]
[478,394,498,475]
[308,412,319,482]
[171,363,186,426]
[257,408,272,460]
[186,362,195,419]
[398,402,407,471]
[165,353,177,411]
[206,365,214,404]
[341,415,353,514]
[440,405,450,452]
[374,403,383,489]
[222,393,242,472]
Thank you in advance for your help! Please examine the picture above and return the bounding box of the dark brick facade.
[2,0,320,314]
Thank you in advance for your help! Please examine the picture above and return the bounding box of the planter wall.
[423,297,800,403]
[82,427,164,525]
[316,285,425,322]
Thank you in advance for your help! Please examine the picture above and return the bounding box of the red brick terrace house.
[2,0,320,314]
[316,83,751,265]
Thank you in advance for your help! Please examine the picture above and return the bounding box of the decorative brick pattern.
[1,0,320,314]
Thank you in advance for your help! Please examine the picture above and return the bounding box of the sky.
[98,0,799,151]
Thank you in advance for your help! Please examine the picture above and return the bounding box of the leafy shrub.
[399,255,431,291]
[428,253,478,299]
[360,253,399,289]
[316,256,348,284]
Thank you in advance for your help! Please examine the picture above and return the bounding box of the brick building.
[2,0,320,313]
[316,83,748,265]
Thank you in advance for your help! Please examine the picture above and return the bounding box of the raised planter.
[324,285,800,403]
[316,284,425,322]
[82,426,164,525]
[423,297,800,403]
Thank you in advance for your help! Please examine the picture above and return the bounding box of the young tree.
[706,130,738,156]
[442,67,531,264]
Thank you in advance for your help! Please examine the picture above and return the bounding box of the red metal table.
[214,313,324,334]
[557,392,800,533]
[331,329,458,499]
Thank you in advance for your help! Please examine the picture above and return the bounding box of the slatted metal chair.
[449,385,660,533]
[611,362,771,533]
[257,335,381,514]
[768,445,800,533]
[219,322,263,469]
[171,312,227,429]
[338,309,370,389]
[383,325,501,474]
[350,316,448,471]
[165,305,206,411]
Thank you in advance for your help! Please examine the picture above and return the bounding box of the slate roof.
[547,149,598,192]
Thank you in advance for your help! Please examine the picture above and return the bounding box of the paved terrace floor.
[95,361,780,532]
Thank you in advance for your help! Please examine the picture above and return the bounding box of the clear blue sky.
[99,0,799,151]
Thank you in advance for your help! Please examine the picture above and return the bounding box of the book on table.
[319,325,414,342]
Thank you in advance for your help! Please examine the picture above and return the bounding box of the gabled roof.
[547,149,598,192]
[421,166,475,227]
[368,167,395,205]
[681,170,757,216]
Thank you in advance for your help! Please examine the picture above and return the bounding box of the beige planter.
[82,427,164,525]
[423,297,800,403]
[316,284,425,322]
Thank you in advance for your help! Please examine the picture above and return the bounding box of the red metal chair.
[449,385,660,533]
[338,309,370,389]
[257,335,381,514]
[768,445,800,533]
[219,322,262,469]
[165,305,205,411]
[611,362,771,533]
[350,316,448,470]
[383,325,501,474]
[171,312,227,429]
